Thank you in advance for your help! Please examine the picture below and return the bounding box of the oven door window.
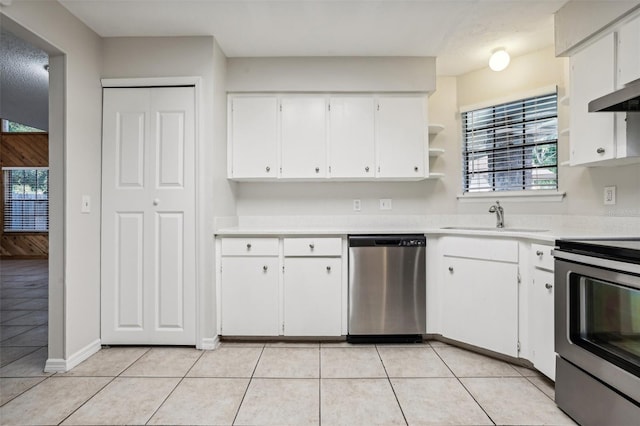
[569,274,640,378]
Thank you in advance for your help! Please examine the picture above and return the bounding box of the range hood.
[589,80,640,112]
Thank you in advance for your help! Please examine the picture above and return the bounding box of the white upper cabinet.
[328,96,376,179]
[280,96,327,178]
[570,33,617,165]
[228,96,279,179]
[376,96,427,179]
[618,14,640,87]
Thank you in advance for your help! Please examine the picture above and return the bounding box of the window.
[3,168,49,232]
[461,92,558,193]
[1,119,45,133]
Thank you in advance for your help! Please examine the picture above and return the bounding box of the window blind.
[3,168,49,232]
[461,92,558,193]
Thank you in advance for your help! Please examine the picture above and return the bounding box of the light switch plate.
[604,186,616,205]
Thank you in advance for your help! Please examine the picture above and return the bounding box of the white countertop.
[214,214,640,243]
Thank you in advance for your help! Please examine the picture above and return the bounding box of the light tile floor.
[0,259,578,425]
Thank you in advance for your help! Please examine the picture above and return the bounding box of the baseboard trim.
[44,338,102,373]
[199,336,220,350]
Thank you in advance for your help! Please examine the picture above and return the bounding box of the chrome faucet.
[488,201,504,228]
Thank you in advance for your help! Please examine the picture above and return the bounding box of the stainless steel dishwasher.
[348,235,426,343]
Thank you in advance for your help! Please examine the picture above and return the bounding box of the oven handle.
[552,249,640,277]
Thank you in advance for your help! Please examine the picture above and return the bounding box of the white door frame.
[100,76,206,348]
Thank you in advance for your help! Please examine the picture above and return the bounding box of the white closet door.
[101,86,196,345]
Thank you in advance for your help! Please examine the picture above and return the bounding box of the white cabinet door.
[328,96,375,178]
[618,15,640,87]
[229,96,278,179]
[376,96,427,178]
[531,268,555,380]
[570,33,616,165]
[220,257,280,336]
[441,256,519,357]
[281,96,327,178]
[283,257,342,336]
[101,87,196,345]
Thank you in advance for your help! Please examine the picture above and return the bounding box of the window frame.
[2,167,50,233]
[459,88,562,200]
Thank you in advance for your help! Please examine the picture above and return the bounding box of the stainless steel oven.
[554,239,640,425]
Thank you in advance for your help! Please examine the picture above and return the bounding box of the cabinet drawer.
[532,243,554,271]
[221,238,279,256]
[283,237,342,257]
[442,237,518,263]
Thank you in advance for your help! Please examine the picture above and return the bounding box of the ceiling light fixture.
[489,48,510,72]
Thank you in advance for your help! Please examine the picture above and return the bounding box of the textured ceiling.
[0,28,49,131]
[59,0,567,76]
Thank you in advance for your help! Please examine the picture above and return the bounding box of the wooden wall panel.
[0,131,49,258]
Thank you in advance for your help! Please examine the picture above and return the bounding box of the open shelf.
[429,148,445,157]
[426,172,445,179]
[428,124,445,135]
[560,128,570,136]
[560,95,570,106]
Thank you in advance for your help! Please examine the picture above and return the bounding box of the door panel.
[117,112,146,187]
[102,86,195,345]
[116,213,144,330]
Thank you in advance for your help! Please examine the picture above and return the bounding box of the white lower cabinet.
[220,238,280,336]
[441,256,519,357]
[283,257,342,336]
[438,237,520,357]
[529,243,556,380]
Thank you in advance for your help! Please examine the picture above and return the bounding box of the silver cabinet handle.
[263,265,268,272]
[448,266,454,273]
[266,166,270,172]
[536,250,544,256]
[597,147,605,154]
[315,167,320,173]
[326,266,331,272]
[545,283,553,290]
[365,166,370,172]
[309,243,315,250]
[153,198,160,206]
[414,166,419,172]
[246,243,252,250]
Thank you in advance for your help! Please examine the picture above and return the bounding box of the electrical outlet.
[353,199,361,212]
[604,186,616,205]
[379,199,392,210]
[81,195,91,213]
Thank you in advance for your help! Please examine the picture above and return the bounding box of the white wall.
[1,1,104,362]
[102,36,235,342]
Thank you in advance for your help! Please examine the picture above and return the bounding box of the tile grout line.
[231,343,265,425]
[143,348,208,425]
[53,346,154,424]
[0,374,47,407]
[522,374,556,402]
[430,343,497,426]
[374,345,409,426]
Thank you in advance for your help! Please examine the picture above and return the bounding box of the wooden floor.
[0,259,48,368]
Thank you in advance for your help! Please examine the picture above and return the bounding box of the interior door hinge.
[517,271,521,284]
[279,104,282,112]
[517,341,521,352]
[328,104,331,111]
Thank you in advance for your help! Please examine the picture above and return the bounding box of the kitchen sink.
[441,226,549,232]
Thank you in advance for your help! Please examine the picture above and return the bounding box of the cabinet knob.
[246,243,252,250]
[315,167,320,173]
[153,198,160,206]
[545,283,553,290]
[365,166,370,172]
[326,266,331,272]
[536,250,544,256]
[414,166,419,172]
[309,243,315,250]
[448,266,454,273]
[266,166,270,172]
[596,147,605,154]
[263,265,268,272]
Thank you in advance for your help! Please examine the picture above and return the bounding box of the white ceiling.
[59,0,569,76]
